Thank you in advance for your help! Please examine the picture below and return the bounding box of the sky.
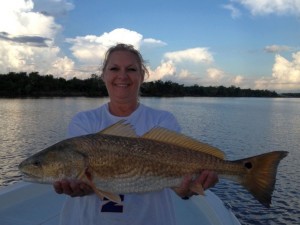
[0,0,300,93]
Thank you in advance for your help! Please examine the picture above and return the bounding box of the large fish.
[19,120,288,207]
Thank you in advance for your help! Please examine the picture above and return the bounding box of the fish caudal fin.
[235,151,288,207]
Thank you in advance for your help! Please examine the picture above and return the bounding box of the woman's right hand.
[53,179,93,197]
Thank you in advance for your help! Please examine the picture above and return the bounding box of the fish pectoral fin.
[76,169,88,181]
[83,167,122,204]
[190,182,205,196]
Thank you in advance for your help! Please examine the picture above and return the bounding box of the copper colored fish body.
[18,121,288,207]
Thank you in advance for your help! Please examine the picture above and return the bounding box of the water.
[0,97,299,224]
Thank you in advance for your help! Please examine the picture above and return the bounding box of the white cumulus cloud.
[232,75,245,85]
[200,68,249,88]
[255,52,300,92]
[145,48,214,84]
[0,0,78,78]
[66,28,168,77]
[147,60,176,82]
[207,68,225,81]
[66,28,144,65]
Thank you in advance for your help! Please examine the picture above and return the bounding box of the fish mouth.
[20,171,55,184]
[20,171,42,182]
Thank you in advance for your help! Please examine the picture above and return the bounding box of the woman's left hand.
[173,170,219,199]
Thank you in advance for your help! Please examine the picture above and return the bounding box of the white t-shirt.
[59,103,181,225]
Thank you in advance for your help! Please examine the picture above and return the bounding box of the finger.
[205,171,218,189]
[197,171,218,190]
[181,175,192,189]
[53,181,64,194]
[80,183,93,194]
[70,180,93,197]
[60,180,75,196]
[173,175,194,198]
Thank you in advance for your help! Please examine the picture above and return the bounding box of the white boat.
[0,182,241,225]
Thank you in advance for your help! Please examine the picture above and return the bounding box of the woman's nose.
[118,69,128,78]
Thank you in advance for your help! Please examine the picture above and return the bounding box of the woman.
[54,43,218,225]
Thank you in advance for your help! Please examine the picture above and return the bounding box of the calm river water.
[0,97,299,225]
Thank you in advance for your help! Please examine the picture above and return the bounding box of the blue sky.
[0,0,300,92]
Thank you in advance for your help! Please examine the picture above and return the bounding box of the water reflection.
[0,97,299,224]
[142,97,300,225]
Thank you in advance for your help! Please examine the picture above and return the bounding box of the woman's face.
[102,50,144,104]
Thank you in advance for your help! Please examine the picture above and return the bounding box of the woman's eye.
[128,68,137,71]
[109,67,118,71]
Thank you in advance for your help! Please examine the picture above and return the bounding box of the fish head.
[18,140,86,184]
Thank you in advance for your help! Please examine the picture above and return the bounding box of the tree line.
[0,72,279,97]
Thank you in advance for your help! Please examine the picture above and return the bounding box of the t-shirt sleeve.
[156,112,181,133]
[67,113,91,138]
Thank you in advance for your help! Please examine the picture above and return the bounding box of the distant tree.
[0,73,280,98]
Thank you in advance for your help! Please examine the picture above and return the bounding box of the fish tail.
[233,151,288,207]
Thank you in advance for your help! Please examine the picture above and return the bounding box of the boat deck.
[0,182,65,225]
[0,182,240,225]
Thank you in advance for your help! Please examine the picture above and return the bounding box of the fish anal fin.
[98,120,137,138]
[142,127,225,159]
[97,190,122,204]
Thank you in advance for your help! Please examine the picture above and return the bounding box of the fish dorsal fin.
[99,120,138,138]
[142,127,225,159]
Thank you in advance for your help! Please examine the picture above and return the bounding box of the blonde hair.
[100,43,149,79]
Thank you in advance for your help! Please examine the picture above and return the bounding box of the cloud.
[264,45,292,53]
[203,68,248,87]
[145,48,214,85]
[33,0,74,17]
[222,4,241,18]
[0,1,168,81]
[0,1,61,38]
[66,28,167,69]
[0,0,79,78]
[142,38,167,47]
[255,52,300,92]
[232,75,245,85]
[233,0,300,16]
[207,68,225,81]
[66,28,144,65]
[147,60,176,81]
[164,48,214,64]
[0,32,51,47]
[148,49,250,88]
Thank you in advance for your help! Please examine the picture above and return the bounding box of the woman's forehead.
[107,51,140,64]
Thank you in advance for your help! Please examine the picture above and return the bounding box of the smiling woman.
[51,43,219,225]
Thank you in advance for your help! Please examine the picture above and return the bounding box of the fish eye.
[32,160,42,167]
[244,161,252,169]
